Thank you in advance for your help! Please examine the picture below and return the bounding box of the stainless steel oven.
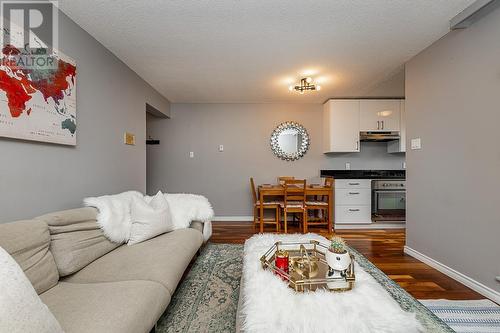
[372,180,406,219]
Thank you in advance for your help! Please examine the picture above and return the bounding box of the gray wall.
[147,103,405,216]
[0,11,169,222]
[405,7,500,293]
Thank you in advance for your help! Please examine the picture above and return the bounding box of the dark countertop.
[320,170,406,179]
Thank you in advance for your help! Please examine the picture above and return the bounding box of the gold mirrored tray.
[260,240,355,292]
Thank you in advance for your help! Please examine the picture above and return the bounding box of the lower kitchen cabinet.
[335,179,372,224]
[335,206,371,223]
[335,188,371,205]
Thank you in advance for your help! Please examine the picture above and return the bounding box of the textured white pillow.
[128,191,173,245]
[0,247,64,333]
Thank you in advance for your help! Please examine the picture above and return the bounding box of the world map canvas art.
[0,45,77,145]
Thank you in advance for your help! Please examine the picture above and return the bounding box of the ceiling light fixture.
[288,77,321,93]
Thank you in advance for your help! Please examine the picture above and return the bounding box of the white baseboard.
[213,216,253,222]
[335,223,405,230]
[404,246,500,304]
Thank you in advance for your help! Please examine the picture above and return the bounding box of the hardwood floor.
[211,221,483,300]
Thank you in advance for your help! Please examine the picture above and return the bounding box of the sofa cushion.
[0,219,59,294]
[65,228,203,294]
[40,280,169,333]
[37,207,120,277]
[0,246,63,333]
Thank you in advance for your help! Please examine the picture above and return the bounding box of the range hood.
[360,131,400,142]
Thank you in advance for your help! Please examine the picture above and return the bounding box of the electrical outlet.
[189,151,194,158]
[403,162,406,169]
[218,145,224,152]
[345,162,351,170]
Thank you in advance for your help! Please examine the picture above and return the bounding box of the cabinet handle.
[348,192,360,195]
[348,209,360,212]
[348,183,360,185]
[377,121,380,130]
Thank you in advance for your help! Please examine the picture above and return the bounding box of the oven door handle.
[373,190,406,193]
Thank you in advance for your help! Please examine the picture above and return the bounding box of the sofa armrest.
[189,221,204,233]
[189,220,211,243]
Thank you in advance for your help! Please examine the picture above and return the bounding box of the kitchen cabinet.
[335,179,372,224]
[335,188,371,205]
[323,100,360,153]
[387,100,406,153]
[360,100,401,132]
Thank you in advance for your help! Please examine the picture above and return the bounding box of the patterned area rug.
[157,242,453,332]
[157,243,243,333]
[420,299,500,333]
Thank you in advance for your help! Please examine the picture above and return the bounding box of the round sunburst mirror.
[270,121,310,161]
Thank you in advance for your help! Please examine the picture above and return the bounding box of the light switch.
[402,162,406,169]
[345,162,351,170]
[218,145,224,152]
[189,151,194,158]
[411,138,422,150]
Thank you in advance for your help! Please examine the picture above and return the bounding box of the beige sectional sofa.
[0,207,204,333]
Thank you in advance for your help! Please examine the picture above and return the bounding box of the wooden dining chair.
[278,176,295,185]
[305,177,334,233]
[282,179,307,233]
[324,176,334,189]
[278,176,299,223]
[250,178,280,232]
[319,177,334,201]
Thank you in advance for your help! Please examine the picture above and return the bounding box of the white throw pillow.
[0,247,64,333]
[128,191,173,245]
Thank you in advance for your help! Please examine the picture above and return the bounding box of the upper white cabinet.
[359,100,401,132]
[323,100,360,153]
[387,100,406,153]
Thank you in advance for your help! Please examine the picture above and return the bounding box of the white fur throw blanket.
[148,193,213,241]
[84,191,213,243]
[239,234,423,333]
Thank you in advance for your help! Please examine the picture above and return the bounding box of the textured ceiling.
[58,0,474,103]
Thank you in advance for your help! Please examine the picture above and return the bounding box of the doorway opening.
[146,103,169,195]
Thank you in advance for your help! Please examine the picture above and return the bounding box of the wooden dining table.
[257,184,333,233]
